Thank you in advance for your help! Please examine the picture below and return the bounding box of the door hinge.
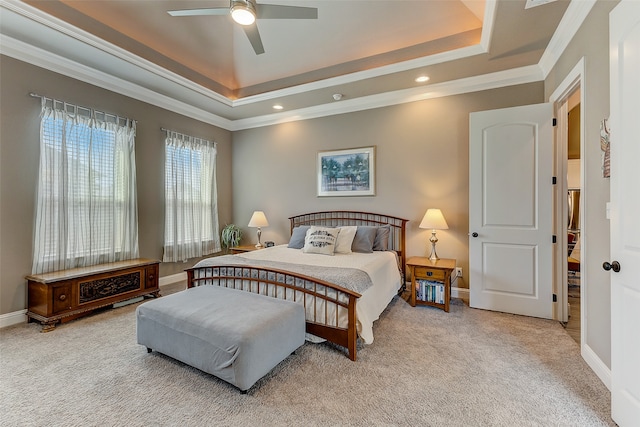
[553,294,557,302]
[552,235,557,243]
[552,176,557,185]
[553,118,557,126]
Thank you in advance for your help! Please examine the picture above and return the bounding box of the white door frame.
[549,59,586,340]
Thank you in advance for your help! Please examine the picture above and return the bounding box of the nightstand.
[407,257,456,312]
[230,245,263,254]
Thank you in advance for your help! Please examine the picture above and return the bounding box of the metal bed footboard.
[186,265,361,360]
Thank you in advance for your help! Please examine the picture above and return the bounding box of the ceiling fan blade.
[243,25,265,55]
[167,8,229,17]
[256,4,318,19]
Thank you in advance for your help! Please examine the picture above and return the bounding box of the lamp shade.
[248,211,269,228]
[419,209,448,230]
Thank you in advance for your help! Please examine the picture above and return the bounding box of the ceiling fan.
[168,0,318,55]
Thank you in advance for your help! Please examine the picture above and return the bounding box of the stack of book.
[416,279,445,304]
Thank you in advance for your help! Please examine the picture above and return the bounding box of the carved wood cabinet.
[26,258,160,331]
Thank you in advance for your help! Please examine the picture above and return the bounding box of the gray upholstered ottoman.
[136,285,305,391]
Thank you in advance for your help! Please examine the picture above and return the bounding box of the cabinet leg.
[40,321,57,332]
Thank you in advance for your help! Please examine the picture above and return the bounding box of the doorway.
[550,58,585,347]
[565,92,581,345]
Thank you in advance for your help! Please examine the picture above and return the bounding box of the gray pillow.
[374,225,391,251]
[288,226,310,249]
[351,227,377,253]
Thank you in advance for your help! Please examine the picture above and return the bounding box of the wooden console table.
[26,258,160,331]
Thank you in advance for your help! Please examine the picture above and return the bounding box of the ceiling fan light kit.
[231,0,256,25]
[167,0,318,55]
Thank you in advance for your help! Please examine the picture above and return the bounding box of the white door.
[469,103,554,319]
[610,2,640,424]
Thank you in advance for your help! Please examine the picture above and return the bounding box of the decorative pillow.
[335,226,357,254]
[374,225,391,251]
[303,226,340,255]
[288,226,310,249]
[351,226,377,253]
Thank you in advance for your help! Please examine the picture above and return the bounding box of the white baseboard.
[452,286,470,302]
[0,309,27,328]
[582,343,611,390]
[159,272,187,287]
[0,273,188,330]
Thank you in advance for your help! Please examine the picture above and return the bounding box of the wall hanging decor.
[317,146,375,197]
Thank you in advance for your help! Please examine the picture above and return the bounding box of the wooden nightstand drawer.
[413,267,446,281]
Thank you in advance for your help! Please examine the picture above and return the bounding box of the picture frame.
[317,146,375,197]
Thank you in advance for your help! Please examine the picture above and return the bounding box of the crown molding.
[1,0,590,132]
[1,0,493,110]
[479,0,498,52]
[233,1,498,106]
[0,34,233,130]
[231,65,544,130]
[0,0,234,108]
[2,27,542,132]
[233,44,487,106]
[538,0,596,77]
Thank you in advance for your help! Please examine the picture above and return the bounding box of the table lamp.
[419,209,449,261]
[248,211,269,248]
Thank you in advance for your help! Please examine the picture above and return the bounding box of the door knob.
[471,232,479,238]
[603,261,621,272]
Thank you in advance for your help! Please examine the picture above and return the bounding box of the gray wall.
[545,0,617,368]
[231,83,544,288]
[0,56,233,315]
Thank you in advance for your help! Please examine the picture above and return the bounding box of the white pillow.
[303,226,340,255]
[334,226,357,254]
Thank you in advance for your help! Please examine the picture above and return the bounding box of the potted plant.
[221,224,242,252]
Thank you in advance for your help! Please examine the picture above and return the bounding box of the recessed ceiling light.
[273,104,284,110]
[415,76,430,83]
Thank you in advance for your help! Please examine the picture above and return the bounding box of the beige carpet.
[1,283,613,427]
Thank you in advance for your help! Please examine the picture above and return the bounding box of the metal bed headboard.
[289,211,408,282]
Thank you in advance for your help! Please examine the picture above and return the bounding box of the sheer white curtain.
[32,98,139,274]
[163,131,220,262]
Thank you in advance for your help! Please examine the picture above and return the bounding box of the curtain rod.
[161,127,216,146]
[29,92,137,124]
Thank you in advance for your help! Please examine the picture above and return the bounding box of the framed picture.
[317,146,375,197]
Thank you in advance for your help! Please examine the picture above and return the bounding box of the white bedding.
[239,245,401,344]
[195,244,401,344]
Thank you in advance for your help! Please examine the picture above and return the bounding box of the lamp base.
[255,228,262,248]
[428,230,439,261]
[428,245,440,261]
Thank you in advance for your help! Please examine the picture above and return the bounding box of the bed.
[185,211,407,361]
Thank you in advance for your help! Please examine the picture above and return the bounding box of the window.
[163,131,220,262]
[32,98,138,274]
